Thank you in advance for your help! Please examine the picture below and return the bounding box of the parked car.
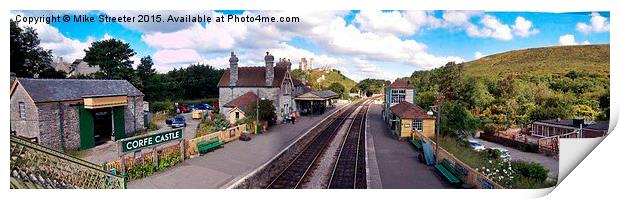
[192,109,205,119]
[491,147,511,160]
[179,106,190,113]
[165,118,173,125]
[467,139,485,151]
[195,104,213,110]
[239,132,252,141]
[171,116,187,128]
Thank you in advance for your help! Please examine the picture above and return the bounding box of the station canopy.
[295,90,339,101]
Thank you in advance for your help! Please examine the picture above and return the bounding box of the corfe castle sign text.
[120,129,183,152]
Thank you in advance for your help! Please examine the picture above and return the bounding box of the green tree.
[327,82,345,98]
[440,101,481,136]
[356,78,390,96]
[416,91,436,110]
[247,99,276,122]
[167,64,224,100]
[10,19,61,78]
[598,90,610,120]
[135,56,157,98]
[462,78,495,110]
[350,86,359,94]
[83,38,136,79]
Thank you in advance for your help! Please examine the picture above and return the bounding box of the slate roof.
[390,101,434,119]
[388,79,414,89]
[14,78,144,103]
[312,90,338,98]
[538,119,609,131]
[223,92,258,113]
[217,66,289,87]
[297,89,338,99]
[51,61,72,73]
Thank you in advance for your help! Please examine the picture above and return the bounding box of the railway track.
[266,100,366,189]
[328,101,370,189]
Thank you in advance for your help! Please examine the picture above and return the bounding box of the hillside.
[463,44,609,79]
[291,68,356,94]
[408,44,610,131]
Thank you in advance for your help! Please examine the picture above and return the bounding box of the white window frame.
[19,102,26,119]
[412,119,423,132]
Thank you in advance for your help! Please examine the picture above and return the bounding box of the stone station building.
[218,52,306,123]
[10,78,144,151]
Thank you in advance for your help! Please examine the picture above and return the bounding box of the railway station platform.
[128,103,345,188]
[366,103,452,188]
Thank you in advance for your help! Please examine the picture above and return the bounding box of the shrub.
[147,122,158,131]
[511,160,549,182]
[518,143,540,153]
[151,101,175,113]
[482,148,502,159]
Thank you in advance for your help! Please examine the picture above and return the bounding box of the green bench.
[434,159,462,185]
[409,138,423,150]
[197,137,223,154]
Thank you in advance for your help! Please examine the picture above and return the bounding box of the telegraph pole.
[433,94,445,163]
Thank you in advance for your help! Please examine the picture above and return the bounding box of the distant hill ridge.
[463,44,609,78]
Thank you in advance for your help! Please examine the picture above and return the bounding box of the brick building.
[10,78,144,151]
[388,101,435,139]
[383,79,416,121]
[218,52,305,123]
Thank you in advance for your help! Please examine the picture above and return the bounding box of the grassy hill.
[463,44,609,79]
[291,68,356,93]
[408,44,610,129]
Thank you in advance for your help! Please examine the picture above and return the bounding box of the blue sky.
[11,10,610,81]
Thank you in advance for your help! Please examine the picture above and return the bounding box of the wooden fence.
[414,131,504,189]
[185,124,249,157]
[105,124,249,174]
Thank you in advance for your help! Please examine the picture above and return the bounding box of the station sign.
[120,129,183,152]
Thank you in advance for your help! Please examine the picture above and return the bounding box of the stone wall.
[37,101,81,151]
[10,84,40,139]
[125,96,145,137]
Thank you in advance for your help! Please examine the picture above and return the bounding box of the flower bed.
[439,136,554,188]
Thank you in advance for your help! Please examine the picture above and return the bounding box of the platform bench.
[434,159,462,185]
[409,138,423,150]
[197,137,223,154]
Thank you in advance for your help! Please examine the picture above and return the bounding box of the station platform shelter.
[295,90,338,115]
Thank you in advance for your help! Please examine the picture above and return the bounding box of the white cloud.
[353,10,441,36]
[144,10,463,74]
[441,11,483,27]
[347,58,399,81]
[104,10,206,33]
[11,11,92,62]
[576,12,610,34]
[466,15,513,41]
[558,34,590,46]
[474,52,485,59]
[441,12,538,40]
[512,16,539,37]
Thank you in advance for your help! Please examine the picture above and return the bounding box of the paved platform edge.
[365,101,383,189]
[224,103,351,189]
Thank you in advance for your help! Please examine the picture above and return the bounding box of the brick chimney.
[229,51,239,87]
[265,52,274,86]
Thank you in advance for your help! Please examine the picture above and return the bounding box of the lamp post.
[430,94,445,163]
[255,97,266,134]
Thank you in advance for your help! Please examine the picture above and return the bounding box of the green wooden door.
[79,105,95,150]
[113,107,126,140]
